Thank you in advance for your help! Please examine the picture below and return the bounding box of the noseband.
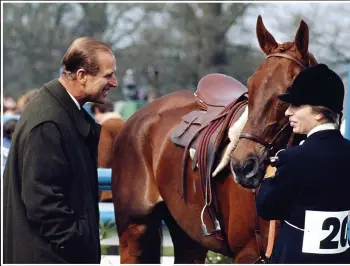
[239,53,308,155]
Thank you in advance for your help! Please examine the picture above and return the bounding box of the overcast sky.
[227,2,350,86]
[229,2,350,46]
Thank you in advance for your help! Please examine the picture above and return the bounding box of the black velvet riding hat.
[278,64,344,114]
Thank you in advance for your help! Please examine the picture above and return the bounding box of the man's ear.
[76,69,87,84]
[315,112,325,122]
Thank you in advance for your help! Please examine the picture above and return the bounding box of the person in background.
[3,96,18,115]
[3,37,118,264]
[2,118,19,171]
[90,98,122,124]
[122,68,138,100]
[257,64,350,263]
[16,88,40,114]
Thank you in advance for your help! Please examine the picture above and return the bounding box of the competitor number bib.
[302,210,350,254]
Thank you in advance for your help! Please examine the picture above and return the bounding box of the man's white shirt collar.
[299,123,336,145]
[66,90,81,110]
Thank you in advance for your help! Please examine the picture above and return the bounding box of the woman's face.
[285,104,320,135]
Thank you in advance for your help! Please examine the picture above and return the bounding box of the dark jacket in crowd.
[257,130,350,264]
[3,79,102,264]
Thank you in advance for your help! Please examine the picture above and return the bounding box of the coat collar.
[304,129,342,143]
[299,124,338,145]
[307,123,336,138]
[43,79,100,138]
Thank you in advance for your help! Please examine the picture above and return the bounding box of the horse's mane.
[307,52,318,66]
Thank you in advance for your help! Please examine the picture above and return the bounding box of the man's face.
[85,51,118,104]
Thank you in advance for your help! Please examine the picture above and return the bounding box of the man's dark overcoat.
[3,79,102,263]
[257,130,350,263]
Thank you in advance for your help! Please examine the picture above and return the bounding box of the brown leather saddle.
[171,73,248,236]
[171,73,247,154]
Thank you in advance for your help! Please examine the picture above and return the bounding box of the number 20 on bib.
[302,210,350,254]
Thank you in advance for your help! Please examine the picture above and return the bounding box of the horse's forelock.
[277,42,294,52]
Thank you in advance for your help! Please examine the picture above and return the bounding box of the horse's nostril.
[243,158,259,178]
[244,159,254,174]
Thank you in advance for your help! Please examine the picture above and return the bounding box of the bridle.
[239,122,290,153]
[239,53,309,157]
[266,53,308,69]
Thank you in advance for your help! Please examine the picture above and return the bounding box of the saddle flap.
[171,107,223,144]
[195,73,248,108]
[182,108,222,125]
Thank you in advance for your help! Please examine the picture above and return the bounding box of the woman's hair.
[312,105,341,129]
[61,37,113,79]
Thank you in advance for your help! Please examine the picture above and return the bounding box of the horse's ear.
[294,20,309,57]
[256,15,278,55]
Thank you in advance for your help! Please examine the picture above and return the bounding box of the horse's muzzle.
[230,156,262,189]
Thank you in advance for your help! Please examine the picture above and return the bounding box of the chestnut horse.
[98,116,125,168]
[111,16,317,263]
[98,116,124,201]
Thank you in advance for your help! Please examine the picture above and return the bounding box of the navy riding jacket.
[257,129,350,263]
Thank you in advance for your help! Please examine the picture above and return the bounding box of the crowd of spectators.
[2,90,41,170]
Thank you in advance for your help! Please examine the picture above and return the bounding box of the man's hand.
[265,165,277,179]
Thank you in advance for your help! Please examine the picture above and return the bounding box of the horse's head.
[230,15,317,189]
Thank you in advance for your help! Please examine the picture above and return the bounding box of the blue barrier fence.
[99,202,115,223]
[98,168,113,222]
[97,168,167,226]
[98,168,112,191]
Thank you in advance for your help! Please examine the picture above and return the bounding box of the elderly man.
[3,37,118,263]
